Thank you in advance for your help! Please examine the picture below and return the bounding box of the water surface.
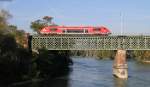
[20,57,150,87]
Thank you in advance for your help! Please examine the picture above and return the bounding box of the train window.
[66,30,84,33]
[50,28,57,31]
[94,28,100,31]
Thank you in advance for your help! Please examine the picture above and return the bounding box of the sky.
[0,0,150,34]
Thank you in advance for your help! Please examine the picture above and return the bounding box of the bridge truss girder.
[31,35,150,50]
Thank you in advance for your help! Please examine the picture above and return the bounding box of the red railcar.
[40,26,111,35]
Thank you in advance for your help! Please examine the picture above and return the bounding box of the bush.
[0,34,32,84]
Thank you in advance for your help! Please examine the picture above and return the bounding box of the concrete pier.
[113,50,128,79]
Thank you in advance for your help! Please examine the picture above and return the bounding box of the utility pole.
[120,12,123,35]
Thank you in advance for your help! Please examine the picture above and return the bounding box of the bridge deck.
[31,35,150,50]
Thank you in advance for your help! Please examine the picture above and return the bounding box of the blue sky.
[1,0,150,34]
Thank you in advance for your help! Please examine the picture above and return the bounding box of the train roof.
[43,26,108,28]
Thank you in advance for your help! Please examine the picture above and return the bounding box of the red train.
[40,26,111,35]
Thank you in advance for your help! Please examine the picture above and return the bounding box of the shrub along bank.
[0,33,72,85]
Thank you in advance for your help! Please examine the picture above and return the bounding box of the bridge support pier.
[113,49,128,79]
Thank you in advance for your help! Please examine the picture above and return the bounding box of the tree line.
[70,50,150,61]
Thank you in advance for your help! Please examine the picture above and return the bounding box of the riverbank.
[0,33,72,86]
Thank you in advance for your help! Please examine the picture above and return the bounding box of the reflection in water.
[113,78,127,87]
[28,69,71,87]
[11,58,150,87]
[42,78,69,87]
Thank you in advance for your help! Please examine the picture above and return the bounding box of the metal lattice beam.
[31,35,150,50]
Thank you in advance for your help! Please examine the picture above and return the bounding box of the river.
[16,57,150,87]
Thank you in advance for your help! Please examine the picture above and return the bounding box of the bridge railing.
[111,33,150,36]
[30,35,150,50]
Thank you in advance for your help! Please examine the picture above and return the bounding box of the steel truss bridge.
[30,35,150,51]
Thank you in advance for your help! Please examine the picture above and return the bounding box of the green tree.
[0,9,11,25]
[133,50,150,61]
[0,9,28,47]
[0,9,12,33]
[30,19,46,33]
[7,25,27,47]
[97,50,115,59]
[30,16,57,33]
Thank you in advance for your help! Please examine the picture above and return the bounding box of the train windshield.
[94,28,100,31]
[50,28,57,31]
